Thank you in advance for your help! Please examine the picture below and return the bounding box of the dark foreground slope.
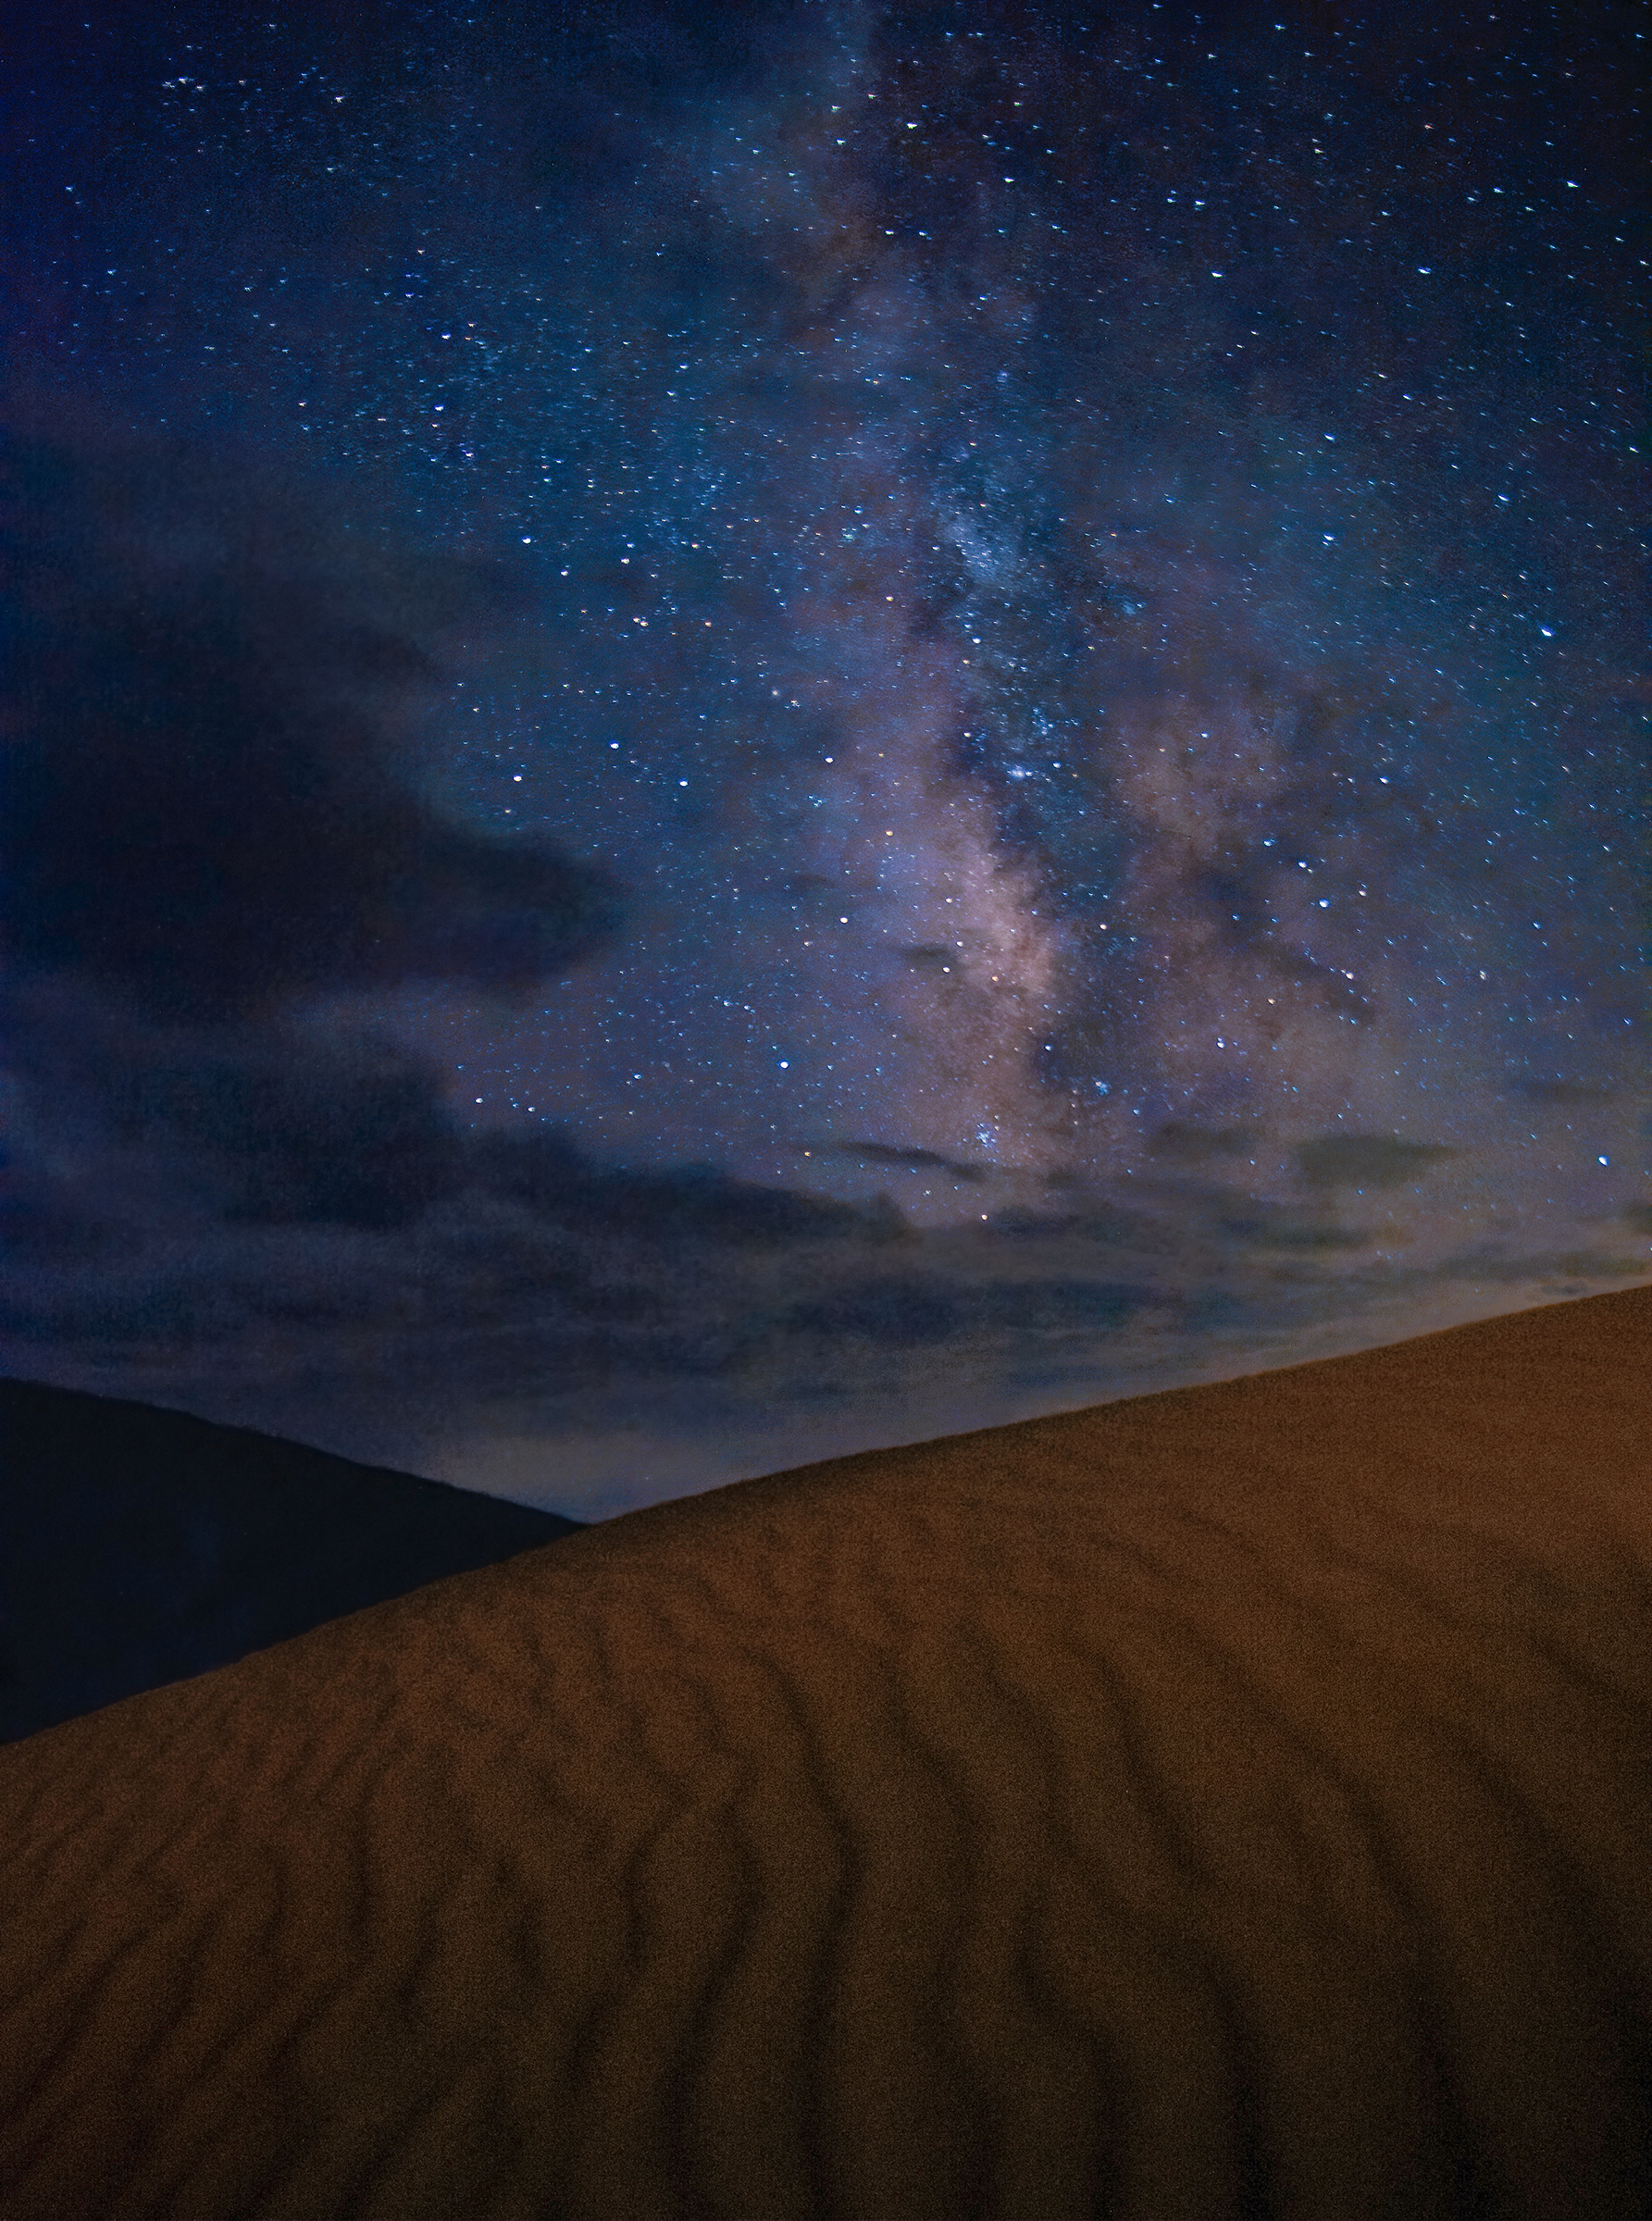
[3,1284,1650,2220]
[0,1379,583,1743]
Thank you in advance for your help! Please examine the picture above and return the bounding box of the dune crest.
[4,1285,1650,2219]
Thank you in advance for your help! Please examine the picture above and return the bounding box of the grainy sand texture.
[3,1284,1650,2220]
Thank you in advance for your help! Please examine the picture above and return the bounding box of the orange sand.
[3,1284,1649,2219]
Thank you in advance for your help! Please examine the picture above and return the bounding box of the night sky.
[6,0,1646,1519]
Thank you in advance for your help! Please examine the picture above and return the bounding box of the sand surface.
[3,1284,1649,2219]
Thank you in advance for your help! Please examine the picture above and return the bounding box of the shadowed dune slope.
[0,1380,584,1743]
[3,1284,1651,2220]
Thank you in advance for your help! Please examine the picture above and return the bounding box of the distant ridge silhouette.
[1,1378,583,1743]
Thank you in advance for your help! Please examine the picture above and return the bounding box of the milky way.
[6,0,1646,1515]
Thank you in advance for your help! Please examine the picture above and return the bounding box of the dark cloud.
[1519,1080,1620,1106]
[789,1275,1150,1346]
[831,1139,987,1182]
[0,978,893,1256]
[3,428,620,1024]
[1147,1122,1253,1168]
[471,1132,868,1247]
[115,1035,465,1232]
[1211,1208,1372,1253]
[1296,1136,1458,1191]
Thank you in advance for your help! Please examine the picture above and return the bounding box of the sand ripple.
[3,1286,1650,2218]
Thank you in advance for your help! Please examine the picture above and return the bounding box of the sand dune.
[3,1284,1649,2220]
[1,1380,584,1744]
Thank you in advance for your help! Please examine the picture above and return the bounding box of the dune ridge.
[3,1284,1650,2219]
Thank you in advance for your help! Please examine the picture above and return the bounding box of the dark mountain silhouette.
[1,1378,582,1742]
